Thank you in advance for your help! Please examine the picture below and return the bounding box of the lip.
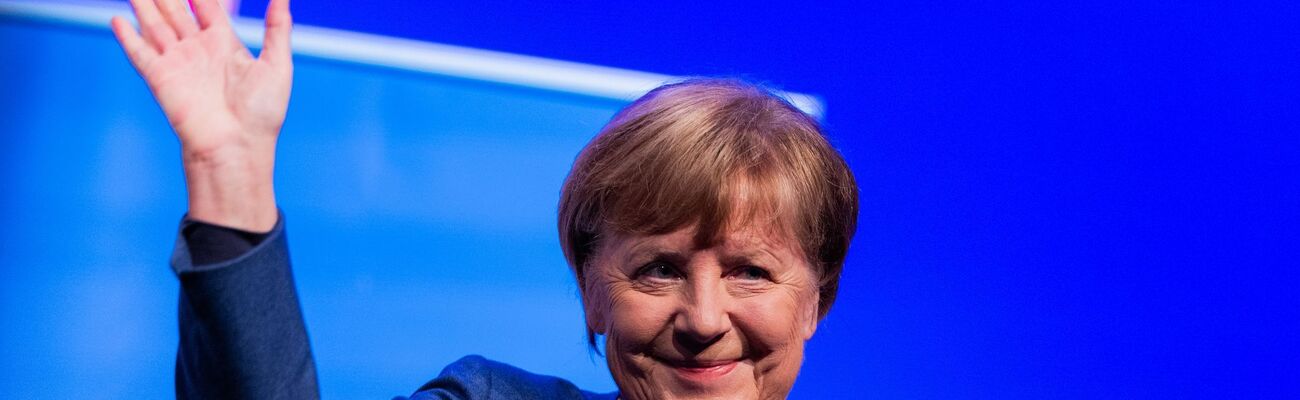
[664,359,740,382]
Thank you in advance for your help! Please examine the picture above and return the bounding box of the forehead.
[604,221,805,262]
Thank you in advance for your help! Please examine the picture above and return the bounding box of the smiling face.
[582,222,821,400]
[557,79,859,399]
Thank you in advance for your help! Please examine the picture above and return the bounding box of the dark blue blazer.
[170,214,618,399]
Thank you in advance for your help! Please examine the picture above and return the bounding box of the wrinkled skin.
[584,224,820,400]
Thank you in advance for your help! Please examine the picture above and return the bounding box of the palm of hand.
[112,0,292,155]
[148,30,287,152]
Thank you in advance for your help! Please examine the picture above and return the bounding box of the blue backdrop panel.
[0,16,626,398]
[6,0,1300,398]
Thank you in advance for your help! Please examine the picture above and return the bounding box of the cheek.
[734,291,812,351]
[732,286,819,392]
[736,269,820,343]
[603,287,676,351]
[600,286,680,398]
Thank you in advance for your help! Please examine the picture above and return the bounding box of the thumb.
[260,0,292,65]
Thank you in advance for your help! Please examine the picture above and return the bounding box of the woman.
[111,0,858,398]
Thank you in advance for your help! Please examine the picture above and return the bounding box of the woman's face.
[583,222,820,400]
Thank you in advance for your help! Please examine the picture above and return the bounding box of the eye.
[732,265,771,281]
[637,261,682,280]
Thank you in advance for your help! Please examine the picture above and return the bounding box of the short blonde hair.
[558,78,858,344]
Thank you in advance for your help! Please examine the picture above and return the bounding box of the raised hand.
[111,0,292,232]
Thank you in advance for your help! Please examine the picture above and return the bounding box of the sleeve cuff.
[171,210,286,275]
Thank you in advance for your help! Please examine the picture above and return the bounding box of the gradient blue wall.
[3,0,1298,398]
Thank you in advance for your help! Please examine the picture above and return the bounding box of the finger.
[191,0,231,30]
[111,16,159,70]
[259,0,292,65]
[128,0,177,51]
[155,0,199,39]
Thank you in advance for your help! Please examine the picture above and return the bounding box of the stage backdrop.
[0,2,670,397]
[3,0,1297,399]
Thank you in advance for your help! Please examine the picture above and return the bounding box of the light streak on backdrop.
[0,0,818,398]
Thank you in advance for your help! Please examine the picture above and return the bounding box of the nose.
[673,277,733,353]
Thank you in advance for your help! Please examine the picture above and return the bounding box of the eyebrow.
[622,247,688,267]
[719,250,781,267]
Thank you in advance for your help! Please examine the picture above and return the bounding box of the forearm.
[114,0,307,395]
[173,214,319,399]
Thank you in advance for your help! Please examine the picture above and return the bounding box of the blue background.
[2,0,1298,398]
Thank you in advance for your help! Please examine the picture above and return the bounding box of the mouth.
[659,358,741,382]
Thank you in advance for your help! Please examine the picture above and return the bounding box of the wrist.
[182,140,279,232]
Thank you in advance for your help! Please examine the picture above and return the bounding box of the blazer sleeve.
[171,212,320,399]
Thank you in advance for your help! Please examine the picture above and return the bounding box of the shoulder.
[401,355,617,400]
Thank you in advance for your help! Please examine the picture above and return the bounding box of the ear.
[800,294,820,341]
